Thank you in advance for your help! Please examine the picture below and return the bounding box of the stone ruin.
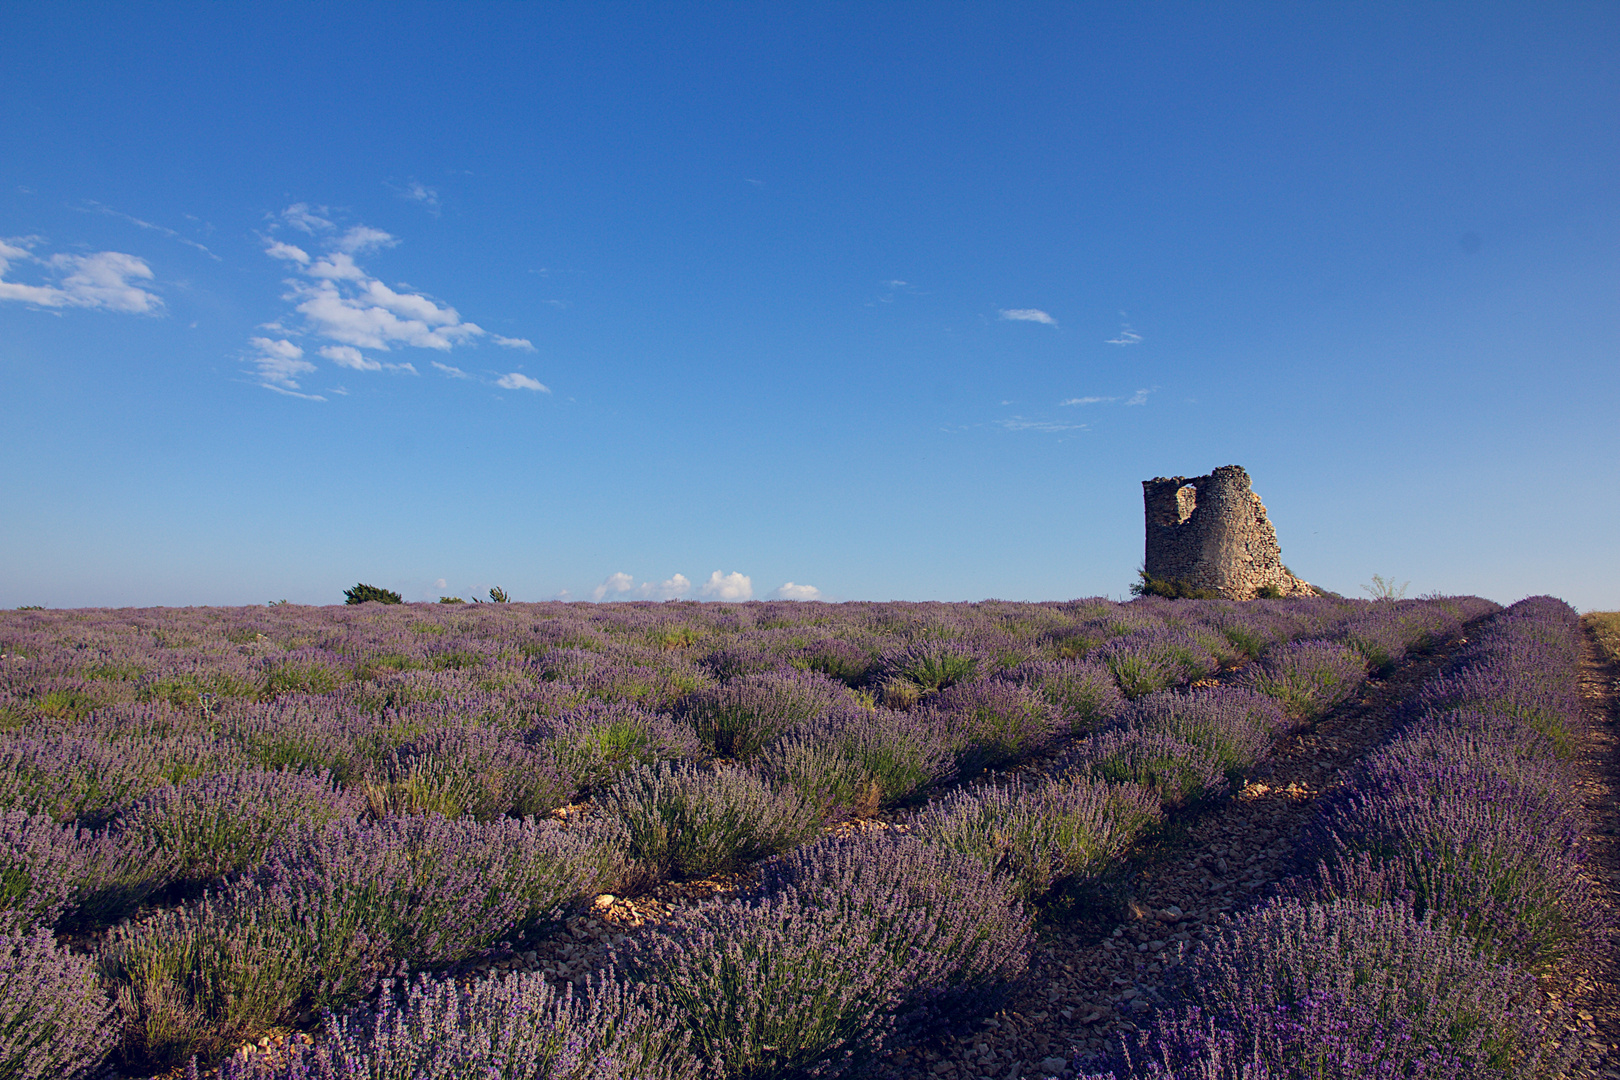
[1142,464,1316,600]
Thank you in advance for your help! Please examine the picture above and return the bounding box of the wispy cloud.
[493,335,536,351]
[999,308,1058,326]
[1124,387,1154,405]
[0,238,162,313]
[265,241,310,265]
[1059,396,1113,406]
[1106,323,1142,345]
[699,571,754,602]
[771,582,821,601]
[395,180,440,211]
[997,416,1084,432]
[432,361,471,379]
[80,201,219,260]
[496,372,549,392]
[247,336,318,393]
[281,203,334,233]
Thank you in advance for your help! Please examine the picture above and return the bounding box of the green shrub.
[343,584,402,605]
[1129,569,1221,601]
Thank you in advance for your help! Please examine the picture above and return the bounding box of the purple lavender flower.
[917,679,1059,776]
[600,762,823,885]
[679,669,856,759]
[630,833,1030,1076]
[0,926,116,1080]
[1004,660,1128,734]
[1125,898,1580,1079]
[216,971,698,1080]
[911,775,1161,902]
[1063,727,1229,810]
[758,707,956,817]
[1237,638,1366,724]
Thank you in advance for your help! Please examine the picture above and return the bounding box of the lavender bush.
[919,680,1060,776]
[1237,638,1366,724]
[680,670,855,760]
[0,927,116,1080]
[0,809,85,933]
[361,726,575,819]
[98,889,309,1070]
[1114,898,1578,1079]
[1123,687,1284,782]
[538,699,702,794]
[244,813,621,1009]
[1093,628,1218,700]
[218,971,696,1080]
[114,766,362,892]
[1302,748,1595,972]
[1005,660,1127,734]
[911,775,1161,902]
[1065,727,1230,810]
[759,708,955,818]
[630,834,1030,1077]
[600,762,823,884]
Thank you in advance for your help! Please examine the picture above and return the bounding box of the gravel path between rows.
[1558,626,1620,1078]
[869,625,1490,1080]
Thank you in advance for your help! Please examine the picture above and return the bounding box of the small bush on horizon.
[343,584,402,606]
[1129,570,1221,601]
[436,596,464,604]
[1361,573,1411,601]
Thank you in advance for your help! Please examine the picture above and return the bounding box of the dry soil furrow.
[1557,629,1620,1077]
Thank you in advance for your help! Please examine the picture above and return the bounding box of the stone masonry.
[1142,465,1315,600]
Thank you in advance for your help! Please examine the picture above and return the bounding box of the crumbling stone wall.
[1142,465,1315,600]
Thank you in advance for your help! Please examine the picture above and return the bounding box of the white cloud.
[999,308,1057,325]
[592,572,691,602]
[1059,396,1112,406]
[281,203,333,233]
[771,582,821,601]
[434,578,447,590]
[248,336,318,392]
[1124,387,1154,406]
[265,241,310,264]
[496,372,549,392]
[592,572,636,601]
[0,239,162,313]
[1106,324,1143,345]
[256,206,544,399]
[998,416,1084,432]
[320,344,381,371]
[334,226,396,254]
[699,571,753,602]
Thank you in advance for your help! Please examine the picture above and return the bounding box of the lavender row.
[1087,596,1592,1078]
[0,595,1493,1078]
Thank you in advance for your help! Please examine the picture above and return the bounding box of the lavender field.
[0,592,1596,1079]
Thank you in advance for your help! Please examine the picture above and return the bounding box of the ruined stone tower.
[1142,465,1314,600]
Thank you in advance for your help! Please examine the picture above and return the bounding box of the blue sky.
[2,3,1617,610]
